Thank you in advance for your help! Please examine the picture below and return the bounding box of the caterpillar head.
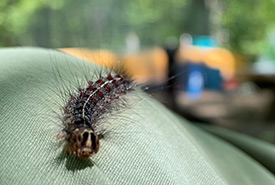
[67,128,100,158]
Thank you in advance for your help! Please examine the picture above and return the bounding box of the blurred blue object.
[186,65,204,100]
[193,36,217,47]
[176,62,223,99]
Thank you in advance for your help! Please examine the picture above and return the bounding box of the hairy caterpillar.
[32,49,151,162]
[57,72,134,158]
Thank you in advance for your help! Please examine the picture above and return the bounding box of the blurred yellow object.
[122,48,168,84]
[177,46,202,63]
[204,48,236,79]
[60,48,168,84]
[59,48,119,69]
[177,46,236,79]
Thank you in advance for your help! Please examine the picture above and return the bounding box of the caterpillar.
[32,48,151,163]
[30,45,184,166]
[57,72,134,158]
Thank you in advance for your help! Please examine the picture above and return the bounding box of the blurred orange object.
[176,46,236,79]
[122,48,168,84]
[60,48,169,84]
[59,48,119,69]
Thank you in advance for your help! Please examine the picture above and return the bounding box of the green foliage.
[0,0,189,49]
[2,0,275,58]
[222,0,275,57]
[0,0,44,46]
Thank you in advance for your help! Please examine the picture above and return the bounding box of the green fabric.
[0,47,274,185]
[200,125,275,174]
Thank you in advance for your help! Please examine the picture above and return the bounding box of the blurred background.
[1,0,275,144]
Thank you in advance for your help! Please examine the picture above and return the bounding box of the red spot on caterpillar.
[96,79,103,84]
[113,80,119,87]
[107,75,113,80]
[89,86,94,90]
[92,98,97,103]
[82,92,86,97]
[98,91,103,97]
[105,85,111,92]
